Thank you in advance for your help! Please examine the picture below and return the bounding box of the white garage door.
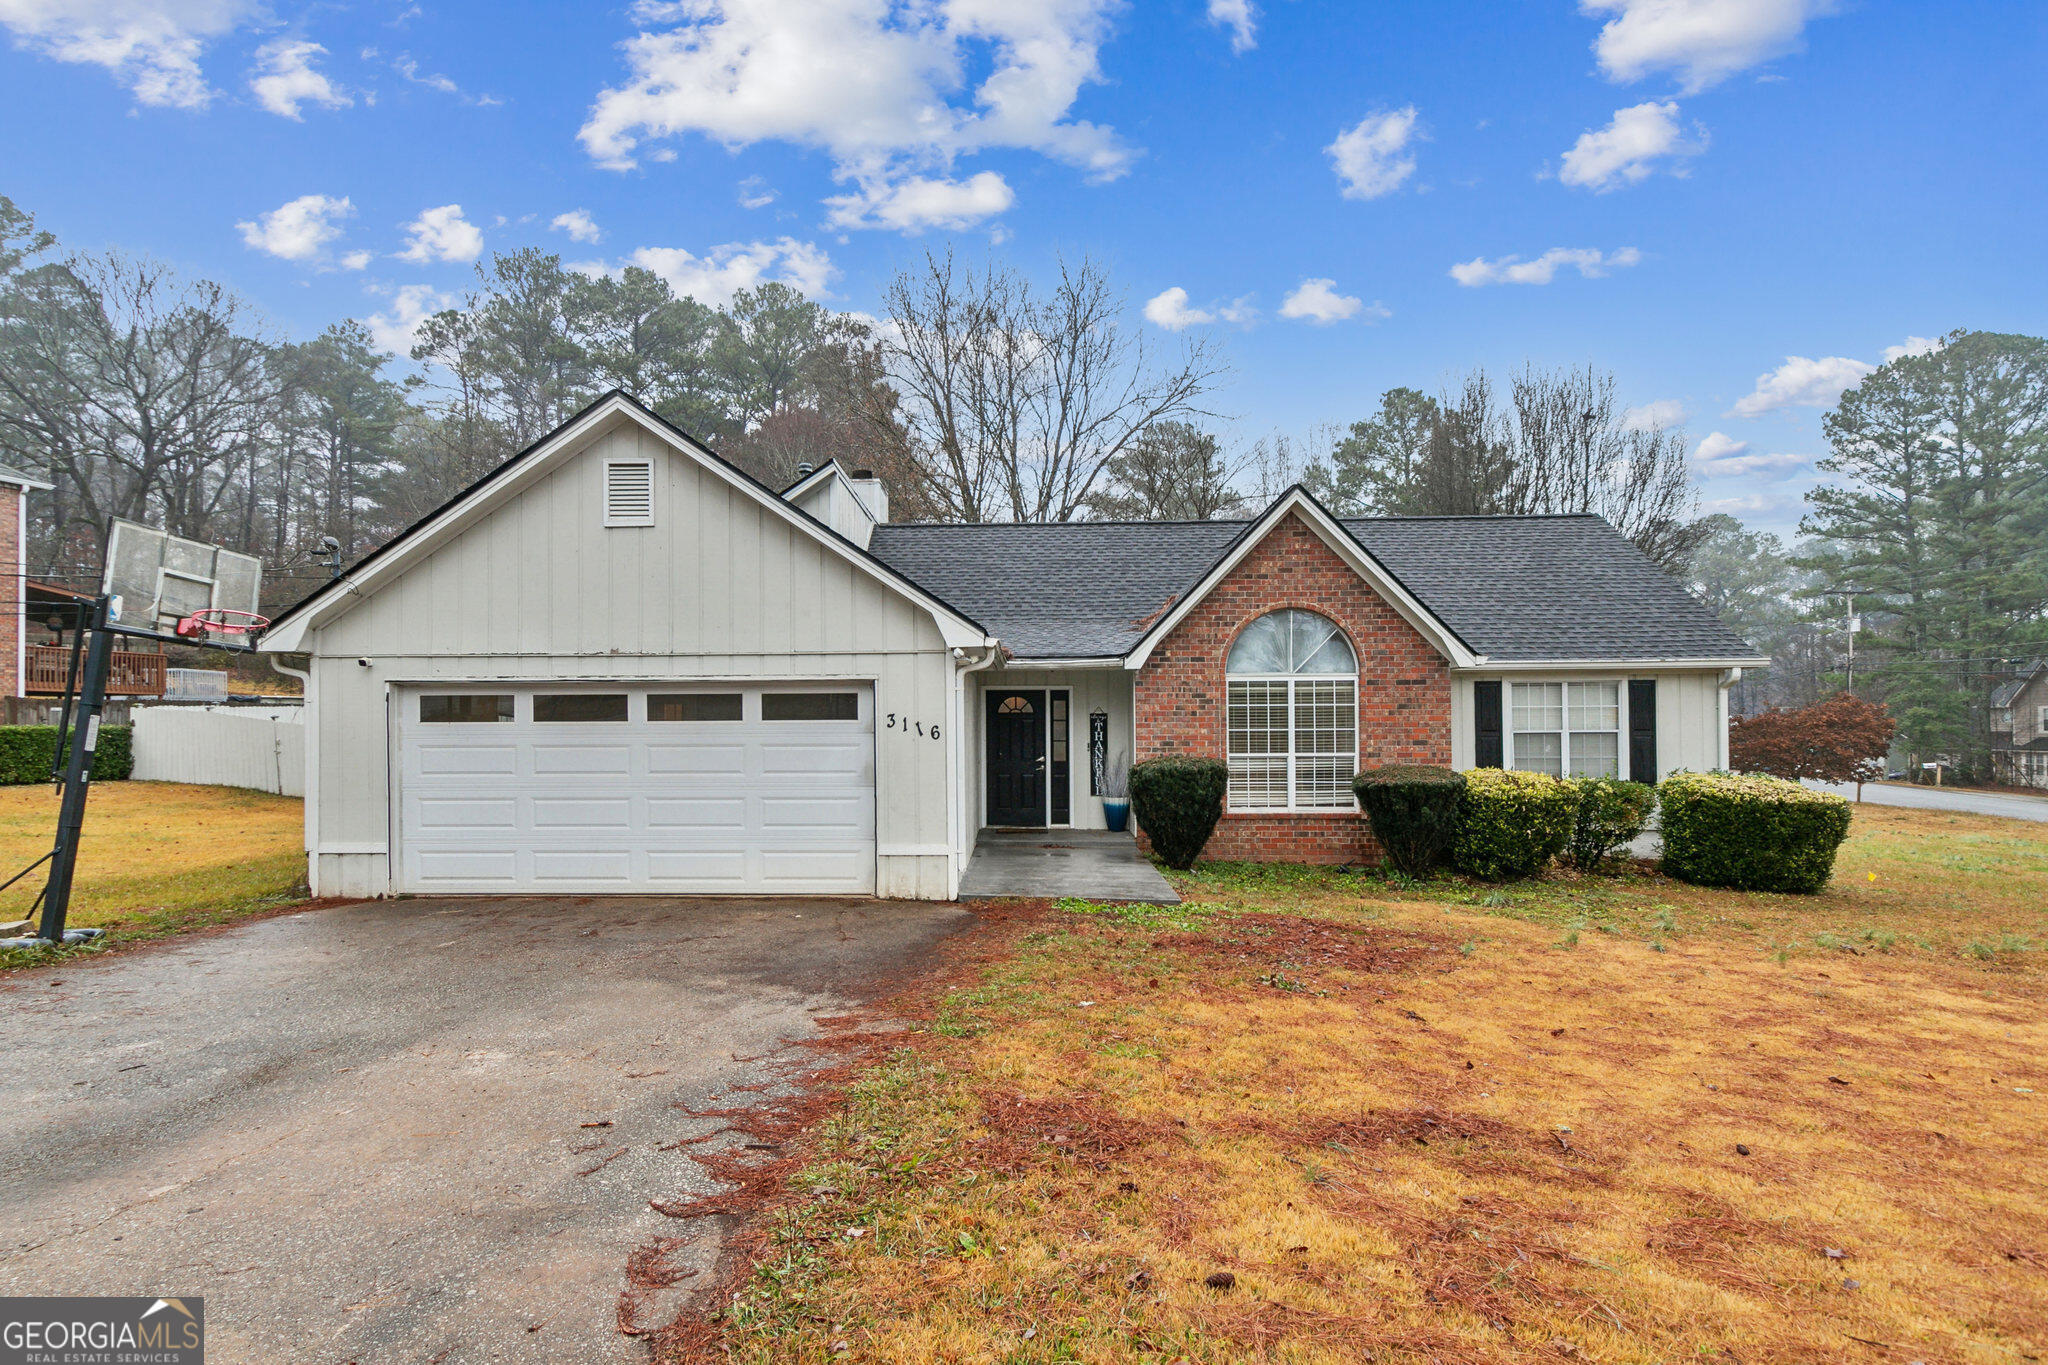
[395,684,875,894]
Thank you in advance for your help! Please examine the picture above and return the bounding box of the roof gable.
[1122,489,1480,669]
[260,391,989,652]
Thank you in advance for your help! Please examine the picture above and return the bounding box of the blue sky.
[2,0,2042,535]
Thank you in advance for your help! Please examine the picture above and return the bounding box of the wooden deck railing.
[24,644,167,696]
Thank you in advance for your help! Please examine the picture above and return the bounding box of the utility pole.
[1840,590,1862,693]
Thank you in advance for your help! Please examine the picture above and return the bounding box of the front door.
[985,689,1047,826]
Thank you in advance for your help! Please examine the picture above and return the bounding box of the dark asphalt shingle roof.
[866,513,1762,663]
[1992,664,2045,709]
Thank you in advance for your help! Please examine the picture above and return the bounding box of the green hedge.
[0,724,133,785]
[1565,777,1657,872]
[1659,771,1851,894]
[1353,765,1466,877]
[1451,768,1576,881]
[1128,756,1229,870]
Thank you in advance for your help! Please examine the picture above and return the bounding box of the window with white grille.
[603,459,655,526]
[1509,681,1621,779]
[1225,609,1358,811]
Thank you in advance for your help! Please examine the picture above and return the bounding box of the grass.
[0,780,307,967]
[676,805,2048,1364]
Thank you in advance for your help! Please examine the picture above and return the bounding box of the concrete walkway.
[1807,779,2048,822]
[958,828,1180,904]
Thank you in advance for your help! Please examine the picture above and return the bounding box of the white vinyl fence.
[131,705,305,796]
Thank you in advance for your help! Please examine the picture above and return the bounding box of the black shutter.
[1628,679,1658,784]
[1474,680,1503,768]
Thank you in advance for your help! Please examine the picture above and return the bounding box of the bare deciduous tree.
[871,251,1226,523]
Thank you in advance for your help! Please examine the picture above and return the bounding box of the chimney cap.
[851,468,875,480]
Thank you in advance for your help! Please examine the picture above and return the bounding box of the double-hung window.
[1509,681,1621,779]
[1226,609,1358,810]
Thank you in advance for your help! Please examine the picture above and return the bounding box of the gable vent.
[603,459,655,527]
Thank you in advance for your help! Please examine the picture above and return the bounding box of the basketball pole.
[36,593,115,946]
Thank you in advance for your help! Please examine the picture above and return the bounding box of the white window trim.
[1226,673,1360,814]
[602,457,656,528]
[1506,678,1628,781]
[2038,704,2048,732]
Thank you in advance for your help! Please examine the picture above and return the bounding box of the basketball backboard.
[101,519,263,644]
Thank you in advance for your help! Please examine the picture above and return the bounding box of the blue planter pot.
[1102,798,1130,832]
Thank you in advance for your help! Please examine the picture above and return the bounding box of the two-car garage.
[393,683,877,895]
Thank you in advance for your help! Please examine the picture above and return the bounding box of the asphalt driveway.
[0,896,974,1363]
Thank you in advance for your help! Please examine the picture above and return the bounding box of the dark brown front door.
[986,690,1047,826]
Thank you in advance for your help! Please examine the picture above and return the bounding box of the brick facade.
[1132,512,1452,864]
[0,485,19,699]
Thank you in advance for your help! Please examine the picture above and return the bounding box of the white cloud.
[1144,287,1213,331]
[1581,0,1837,93]
[1450,246,1642,286]
[576,237,836,307]
[1280,278,1386,326]
[0,0,257,107]
[1883,334,1941,363]
[396,203,483,263]
[1328,106,1419,201]
[236,193,354,262]
[1558,100,1704,191]
[1693,431,1750,462]
[1207,0,1255,53]
[823,170,1014,232]
[1697,450,1809,478]
[385,51,499,105]
[577,0,1134,223]
[1623,398,1688,430]
[339,248,372,270]
[248,38,349,119]
[737,175,777,209]
[363,282,454,356]
[1729,354,1874,417]
[551,209,602,244]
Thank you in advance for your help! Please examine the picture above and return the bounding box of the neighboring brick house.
[259,393,1768,899]
[1991,663,2048,790]
[0,463,53,701]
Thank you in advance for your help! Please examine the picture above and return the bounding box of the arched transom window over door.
[1225,609,1359,811]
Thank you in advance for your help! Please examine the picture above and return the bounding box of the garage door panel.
[533,744,633,776]
[646,797,748,829]
[645,851,750,882]
[531,797,634,828]
[411,850,520,884]
[398,684,876,895]
[412,797,519,831]
[416,745,518,776]
[759,739,867,775]
[646,744,747,777]
[531,850,634,881]
[759,795,872,833]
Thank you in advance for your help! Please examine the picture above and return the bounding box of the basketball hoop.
[174,608,270,639]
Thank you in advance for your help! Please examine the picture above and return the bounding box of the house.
[1991,662,2048,790]
[257,391,1767,900]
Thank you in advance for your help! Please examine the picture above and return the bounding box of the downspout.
[951,643,1002,891]
[1717,667,1742,770]
[269,653,318,891]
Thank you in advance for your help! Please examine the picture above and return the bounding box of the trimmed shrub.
[1565,777,1657,872]
[1128,756,1229,870]
[0,724,133,785]
[1353,765,1466,877]
[1451,768,1576,881]
[1659,771,1851,894]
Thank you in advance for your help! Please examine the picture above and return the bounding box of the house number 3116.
[884,713,941,740]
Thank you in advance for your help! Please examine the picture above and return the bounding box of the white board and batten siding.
[1447,670,1732,776]
[298,414,962,899]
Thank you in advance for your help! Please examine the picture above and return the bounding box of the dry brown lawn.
[0,780,306,956]
[671,805,2048,1364]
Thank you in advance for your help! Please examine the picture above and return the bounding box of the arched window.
[1225,609,1358,811]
